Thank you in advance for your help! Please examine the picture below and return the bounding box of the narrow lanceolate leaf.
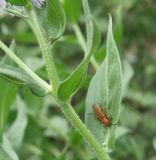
[83,0,100,55]
[46,0,66,40]
[0,145,13,160]
[0,64,26,85]
[0,41,18,141]
[7,96,28,150]
[85,15,122,150]
[0,64,48,97]
[0,78,17,141]
[2,136,19,160]
[57,0,100,101]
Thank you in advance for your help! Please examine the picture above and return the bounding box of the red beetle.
[93,104,111,127]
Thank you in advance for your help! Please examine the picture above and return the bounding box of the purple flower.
[0,0,6,9]
[31,0,45,8]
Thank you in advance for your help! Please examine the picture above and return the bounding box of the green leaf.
[2,136,19,160]
[46,0,66,40]
[63,0,81,22]
[0,64,48,97]
[57,0,100,101]
[0,41,18,141]
[0,145,13,160]
[0,64,26,85]
[85,15,122,150]
[57,62,87,102]
[6,96,28,150]
[7,0,27,6]
[0,78,17,140]
[83,0,100,55]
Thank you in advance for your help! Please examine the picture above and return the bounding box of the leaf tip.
[108,13,113,32]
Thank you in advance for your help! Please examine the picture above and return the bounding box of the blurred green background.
[0,0,156,159]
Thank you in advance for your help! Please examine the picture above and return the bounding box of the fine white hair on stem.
[31,0,45,8]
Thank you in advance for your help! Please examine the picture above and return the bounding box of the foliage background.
[0,0,156,159]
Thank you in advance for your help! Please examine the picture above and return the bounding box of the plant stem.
[27,8,59,94]
[72,23,99,71]
[25,5,110,160]
[61,103,111,160]
[0,41,51,92]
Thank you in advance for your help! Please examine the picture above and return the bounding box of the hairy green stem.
[0,41,51,92]
[61,103,111,160]
[72,23,99,70]
[27,8,59,94]
[25,6,110,160]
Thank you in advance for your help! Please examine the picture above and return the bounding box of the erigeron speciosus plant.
[0,0,122,160]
